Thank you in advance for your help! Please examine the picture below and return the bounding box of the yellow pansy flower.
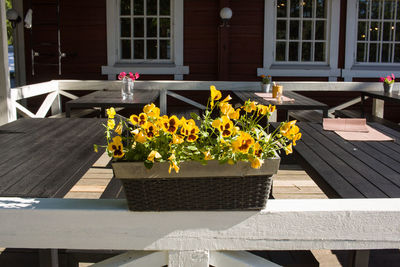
[115,122,123,135]
[132,129,146,143]
[143,122,159,139]
[253,142,263,157]
[147,150,162,163]
[106,107,116,118]
[221,94,232,103]
[268,104,276,113]
[217,116,234,137]
[250,157,264,169]
[107,136,124,158]
[107,119,115,129]
[257,104,268,116]
[162,115,180,134]
[210,85,222,108]
[143,103,160,118]
[203,151,213,160]
[186,125,199,142]
[292,132,302,146]
[228,108,240,120]
[285,143,293,155]
[220,102,234,116]
[232,131,255,153]
[244,101,258,113]
[168,154,180,174]
[172,134,184,144]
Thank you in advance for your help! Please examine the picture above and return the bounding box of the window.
[275,0,328,63]
[103,0,188,80]
[355,0,400,64]
[119,0,172,62]
[258,0,340,79]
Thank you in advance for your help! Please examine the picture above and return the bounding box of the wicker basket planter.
[112,157,280,211]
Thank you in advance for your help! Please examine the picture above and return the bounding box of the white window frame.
[343,0,400,81]
[258,0,341,80]
[102,0,189,80]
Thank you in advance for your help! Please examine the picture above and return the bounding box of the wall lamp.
[6,9,21,28]
[220,7,233,27]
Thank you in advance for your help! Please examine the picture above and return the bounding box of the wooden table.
[234,91,328,121]
[361,91,400,118]
[66,90,160,118]
[295,122,400,198]
[0,118,105,198]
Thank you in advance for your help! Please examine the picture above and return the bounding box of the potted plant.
[380,73,395,93]
[260,75,272,93]
[96,86,301,211]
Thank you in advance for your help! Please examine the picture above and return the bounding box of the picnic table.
[0,118,105,197]
[234,91,328,121]
[294,122,400,198]
[65,90,160,118]
[361,91,400,119]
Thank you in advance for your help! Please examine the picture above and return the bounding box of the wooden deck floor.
[1,157,399,266]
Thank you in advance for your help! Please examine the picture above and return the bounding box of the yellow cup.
[272,85,283,98]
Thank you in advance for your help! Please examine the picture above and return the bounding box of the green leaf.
[186,146,197,151]
[190,112,201,120]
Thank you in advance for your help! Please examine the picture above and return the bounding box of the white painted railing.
[0,197,399,266]
[9,80,393,120]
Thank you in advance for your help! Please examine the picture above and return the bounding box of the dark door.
[23,0,107,84]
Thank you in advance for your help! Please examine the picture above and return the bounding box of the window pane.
[395,44,400,62]
[277,0,287,17]
[121,40,131,59]
[315,20,325,40]
[314,42,325,61]
[358,0,368,19]
[147,40,157,59]
[134,40,144,59]
[276,20,286,39]
[147,18,157,37]
[303,0,313,18]
[134,18,144,37]
[383,22,393,41]
[396,23,400,41]
[381,43,392,62]
[160,0,170,15]
[370,21,380,41]
[358,21,367,40]
[147,0,157,15]
[290,20,299,40]
[290,0,300,17]
[120,18,131,37]
[276,42,286,61]
[289,42,299,61]
[160,18,170,37]
[357,43,366,62]
[316,0,326,18]
[371,0,381,19]
[121,0,131,15]
[302,20,312,40]
[302,42,311,61]
[160,40,171,59]
[369,43,379,62]
[134,0,144,15]
[384,0,394,19]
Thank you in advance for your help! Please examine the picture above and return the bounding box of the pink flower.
[379,77,385,82]
[129,72,135,80]
[135,72,140,79]
[118,72,126,80]
[392,73,395,80]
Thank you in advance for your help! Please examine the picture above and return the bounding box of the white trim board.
[0,198,400,250]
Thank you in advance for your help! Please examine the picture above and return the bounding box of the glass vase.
[121,78,134,99]
[383,83,393,93]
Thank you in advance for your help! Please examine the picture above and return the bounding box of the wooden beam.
[0,198,400,251]
[0,0,15,125]
[36,91,58,118]
[167,91,207,110]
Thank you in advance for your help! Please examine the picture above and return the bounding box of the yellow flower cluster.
[102,85,301,174]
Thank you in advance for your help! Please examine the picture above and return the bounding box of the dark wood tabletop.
[66,90,160,117]
[0,118,106,198]
[234,91,329,118]
[294,122,400,199]
[361,91,400,103]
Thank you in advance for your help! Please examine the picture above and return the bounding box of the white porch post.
[0,0,15,125]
